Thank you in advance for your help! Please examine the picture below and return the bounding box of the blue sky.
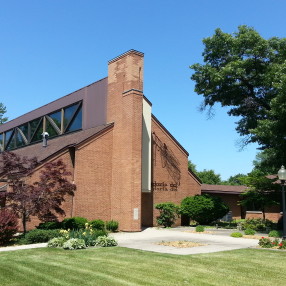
[1,0,285,180]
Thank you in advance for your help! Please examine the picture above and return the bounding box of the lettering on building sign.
[152,181,178,192]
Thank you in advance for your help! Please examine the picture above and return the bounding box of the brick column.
[107,50,144,231]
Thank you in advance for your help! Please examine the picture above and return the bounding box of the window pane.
[0,133,3,150]
[46,120,58,138]
[6,131,16,150]
[64,104,78,129]
[30,118,41,137]
[48,110,61,129]
[16,131,26,148]
[4,130,13,147]
[31,125,43,143]
[66,107,82,132]
[18,124,29,139]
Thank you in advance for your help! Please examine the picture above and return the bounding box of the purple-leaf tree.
[0,152,76,234]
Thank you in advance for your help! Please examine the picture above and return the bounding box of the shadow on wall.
[152,133,181,185]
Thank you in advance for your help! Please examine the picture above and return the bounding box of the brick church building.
[0,50,201,231]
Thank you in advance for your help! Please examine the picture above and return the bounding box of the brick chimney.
[107,50,144,231]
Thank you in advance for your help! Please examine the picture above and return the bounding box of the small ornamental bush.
[155,202,179,228]
[90,219,105,231]
[95,236,118,247]
[268,230,282,238]
[278,240,286,249]
[105,220,119,232]
[244,229,256,235]
[22,229,61,244]
[62,217,88,230]
[47,237,67,248]
[60,224,107,247]
[0,209,18,245]
[230,232,243,238]
[63,238,86,250]
[258,237,273,248]
[37,221,62,230]
[195,225,205,232]
[180,194,229,225]
[241,218,273,231]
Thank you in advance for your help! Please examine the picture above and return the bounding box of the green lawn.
[0,247,285,286]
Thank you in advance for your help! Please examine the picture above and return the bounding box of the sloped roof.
[2,123,113,163]
[201,184,248,195]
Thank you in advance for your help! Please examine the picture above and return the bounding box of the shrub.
[244,229,256,235]
[268,230,282,238]
[95,236,118,247]
[22,229,61,244]
[63,238,86,250]
[241,218,273,231]
[0,209,18,246]
[69,229,107,247]
[47,237,67,248]
[278,240,286,249]
[155,202,179,228]
[89,219,105,231]
[37,221,62,230]
[258,237,273,248]
[180,194,229,225]
[195,225,205,232]
[62,217,88,230]
[105,220,119,232]
[230,232,243,238]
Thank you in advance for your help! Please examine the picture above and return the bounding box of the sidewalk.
[0,227,259,255]
[109,227,259,255]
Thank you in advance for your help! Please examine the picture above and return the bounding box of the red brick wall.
[73,129,113,222]
[107,51,144,231]
[147,118,201,227]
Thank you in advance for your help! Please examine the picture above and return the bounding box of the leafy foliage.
[240,218,273,231]
[195,225,205,232]
[268,230,281,238]
[105,220,119,232]
[196,169,222,184]
[0,209,18,245]
[191,25,286,168]
[47,237,67,248]
[180,194,229,225]
[155,202,179,227]
[230,232,243,238]
[0,152,76,233]
[95,236,118,247]
[244,229,256,235]
[20,229,62,244]
[63,238,86,250]
[239,173,280,219]
[0,103,8,124]
[89,219,105,230]
[37,221,62,230]
[62,217,88,230]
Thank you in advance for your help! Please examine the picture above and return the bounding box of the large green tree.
[0,103,8,124]
[239,171,280,220]
[191,25,286,169]
[197,169,222,184]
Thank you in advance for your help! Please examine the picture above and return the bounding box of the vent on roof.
[42,132,49,147]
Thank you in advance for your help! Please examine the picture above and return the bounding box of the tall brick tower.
[107,50,144,231]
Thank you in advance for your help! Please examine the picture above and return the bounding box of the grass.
[0,247,286,286]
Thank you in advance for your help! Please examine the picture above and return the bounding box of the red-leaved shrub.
[0,209,18,245]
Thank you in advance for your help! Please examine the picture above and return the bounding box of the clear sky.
[1,0,285,180]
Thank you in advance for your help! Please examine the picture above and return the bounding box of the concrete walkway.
[109,227,259,255]
[0,227,259,255]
